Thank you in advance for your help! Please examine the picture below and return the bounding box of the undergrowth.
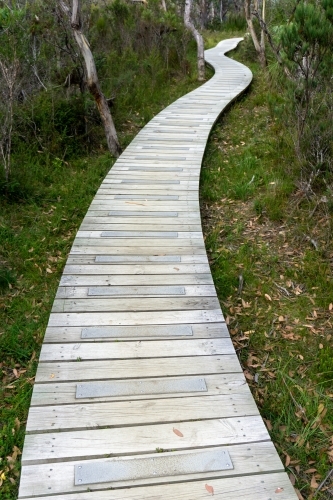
[201,37,333,500]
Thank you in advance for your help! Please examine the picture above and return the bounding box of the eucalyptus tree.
[244,0,266,66]
[0,6,29,182]
[184,0,205,80]
[59,0,121,157]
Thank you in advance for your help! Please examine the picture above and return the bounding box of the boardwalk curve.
[19,38,297,499]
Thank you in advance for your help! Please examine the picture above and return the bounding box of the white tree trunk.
[184,0,205,81]
[0,59,18,182]
[260,0,266,52]
[199,0,207,29]
[60,0,121,157]
[244,0,266,67]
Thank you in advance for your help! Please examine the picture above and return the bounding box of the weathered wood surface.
[18,38,297,499]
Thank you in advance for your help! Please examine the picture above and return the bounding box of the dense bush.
[0,0,195,191]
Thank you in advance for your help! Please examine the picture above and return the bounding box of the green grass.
[200,37,333,499]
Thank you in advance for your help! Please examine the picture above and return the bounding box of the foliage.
[246,0,333,185]
[0,0,197,188]
[278,0,333,168]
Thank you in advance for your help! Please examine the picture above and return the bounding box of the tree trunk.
[244,0,266,67]
[0,59,18,183]
[208,1,215,24]
[184,0,205,81]
[161,0,167,11]
[199,0,207,29]
[60,0,121,157]
[260,0,266,55]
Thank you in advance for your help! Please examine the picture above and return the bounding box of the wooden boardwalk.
[19,39,298,499]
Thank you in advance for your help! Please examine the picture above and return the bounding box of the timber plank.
[65,255,208,263]
[62,264,210,274]
[35,354,242,383]
[71,238,206,247]
[75,231,203,238]
[19,473,296,500]
[43,322,230,342]
[25,392,259,433]
[22,415,268,464]
[19,442,282,497]
[30,373,246,405]
[69,246,208,255]
[55,284,215,298]
[47,309,224,326]
[39,338,234,361]
[79,224,202,231]
[59,274,214,286]
[51,296,220,313]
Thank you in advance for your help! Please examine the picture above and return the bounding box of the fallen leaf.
[173,427,183,437]
[46,268,53,274]
[317,403,325,415]
[205,483,214,495]
[50,373,55,379]
[294,488,305,500]
[310,475,319,489]
[285,454,291,467]
[264,418,273,431]
[244,369,254,381]
[275,487,284,493]
[265,294,272,301]
[329,303,333,311]
[289,473,295,485]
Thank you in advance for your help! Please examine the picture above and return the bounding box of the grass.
[200,37,333,499]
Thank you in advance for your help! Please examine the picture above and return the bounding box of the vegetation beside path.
[201,36,333,500]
